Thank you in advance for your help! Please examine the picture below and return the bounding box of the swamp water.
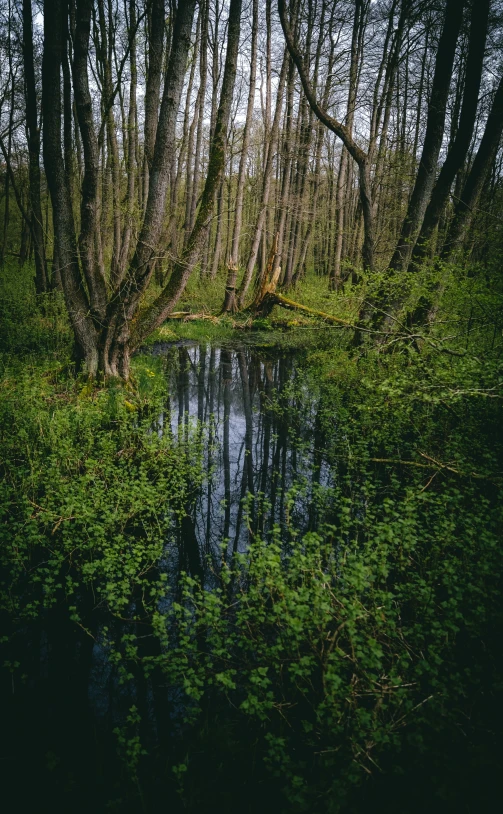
[1,339,502,813]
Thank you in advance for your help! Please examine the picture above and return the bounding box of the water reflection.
[163,343,333,580]
[3,341,500,813]
[85,342,332,728]
[3,341,336,811]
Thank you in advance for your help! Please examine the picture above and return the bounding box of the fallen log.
[249,233,358,327]
[261,292,356,327]
[167,311,222,323]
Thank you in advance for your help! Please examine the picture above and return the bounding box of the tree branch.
[277,0,366,165]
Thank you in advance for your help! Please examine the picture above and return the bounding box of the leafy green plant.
[0,357,204,622]
[1,258,502,812]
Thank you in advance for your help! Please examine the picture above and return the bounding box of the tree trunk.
[97,0,122,286]
[291,119,325,286]
[442,73,503,258]
[278,0,375,271]
[222,0,258,313]
[73,0,108,321]
[100,0,198,377]
[237,50,289,307]
[210,176,225,280]
[331,0,365,288]
[0,8,15,268]
[388,0,465,273]
[410,0,489,269]
[142,0,165,205]
[132,0,243,346]
[183,9,202,247]
[43,0,99,373]
[22,0,48,293]
[189,0,209,237]
[167,27,199,260]
[272,57,295,287]
[117,0,138,279]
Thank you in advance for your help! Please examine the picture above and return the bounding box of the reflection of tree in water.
[3,342,333,810]
[167,343,328,581]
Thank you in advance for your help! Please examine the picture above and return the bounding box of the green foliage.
[0,262,71,357]
[355,256,503,355]
[113,705,146,778]
[1,260,502,811]
[141,383,502,810]
[0,355,204,621]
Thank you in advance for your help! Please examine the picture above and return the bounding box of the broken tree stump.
[249,232,356,327]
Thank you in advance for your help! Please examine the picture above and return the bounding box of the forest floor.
[1,261,503,813]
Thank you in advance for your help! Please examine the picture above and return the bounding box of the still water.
[159,341,331,577]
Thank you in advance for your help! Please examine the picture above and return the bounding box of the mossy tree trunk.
[42,0,242,379]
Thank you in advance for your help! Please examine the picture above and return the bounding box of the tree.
[236,48,289,307]
[22,0,47,293]
[442,73,503,258]
[410,0,490,268]
[278,0,376,272]
[2,0,501,347]
[388,0,466,273]
[222,0,258,313]
[42,0,242,377]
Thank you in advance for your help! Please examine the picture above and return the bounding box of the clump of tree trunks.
[0,0,502,377]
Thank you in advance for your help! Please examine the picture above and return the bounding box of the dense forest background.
[0,0,502,369]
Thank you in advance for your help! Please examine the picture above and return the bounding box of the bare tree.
[142,0,165,206]
[22,0,47,292]
[278,0,376,272]
[236,49,289,307]
[388,0,465,273]
[222,0,258,313]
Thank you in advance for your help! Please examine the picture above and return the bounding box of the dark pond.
[2,341,330,812]
[162,342,331,578]
[2,340,502,814]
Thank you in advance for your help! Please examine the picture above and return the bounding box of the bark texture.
[43,0,98,372]
[22,0,48,293]
[388,0,465,273]
[222,0,258,313]
[442,73,503,258]
[133,0,243,342]
[411,0,489,269]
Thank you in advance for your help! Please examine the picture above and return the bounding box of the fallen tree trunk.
[250,237,357,327]
[256,292,356,327]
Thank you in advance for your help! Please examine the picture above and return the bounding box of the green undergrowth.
[0,354,204,622]
[1,259,503,811]
[153,492,502,811]
[148,254,503,357]
[4,255,501,356]
[146,317,237,345]
[148,318,338,352]
[145,335,502,811]
[0,262,71,358]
